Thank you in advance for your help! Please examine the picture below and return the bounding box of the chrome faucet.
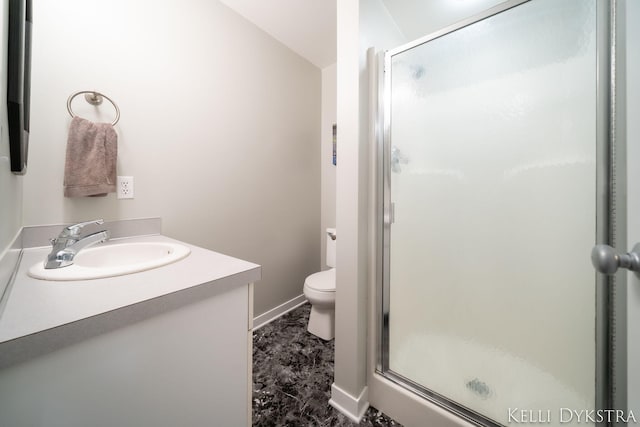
[44,219,110,269]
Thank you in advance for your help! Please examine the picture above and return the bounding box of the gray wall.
[0,0,24,255]
[22,0,321,317]
[321,63,336,267]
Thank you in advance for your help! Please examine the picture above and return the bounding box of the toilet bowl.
[303,228,336,340]
[304,268,335,340]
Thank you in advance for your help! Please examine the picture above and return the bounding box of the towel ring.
[67,90,120,126]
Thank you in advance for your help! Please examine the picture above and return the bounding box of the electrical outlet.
[117,176,134,199]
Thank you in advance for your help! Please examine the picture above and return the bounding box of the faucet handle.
[63,219,105,237]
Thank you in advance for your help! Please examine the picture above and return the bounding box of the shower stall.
[376,0,626,425]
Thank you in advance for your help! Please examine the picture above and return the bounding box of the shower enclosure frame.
[375,0,624,425]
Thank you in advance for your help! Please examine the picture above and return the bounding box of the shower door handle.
[591,243,640,276]
[391,147,408,173]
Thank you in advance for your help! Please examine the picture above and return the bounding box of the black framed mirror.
[7,0,32,175]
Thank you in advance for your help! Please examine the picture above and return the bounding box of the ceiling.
[218,0,507,71]
[218,0,337,69]
[381,0,507,41]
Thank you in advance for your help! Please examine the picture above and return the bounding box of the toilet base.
[307,305,335,341]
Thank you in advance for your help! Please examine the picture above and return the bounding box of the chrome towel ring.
[67,90,120,126]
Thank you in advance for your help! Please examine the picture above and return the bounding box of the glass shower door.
[383,0,600,425]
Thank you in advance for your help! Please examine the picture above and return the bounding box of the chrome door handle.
[591,243,640,275]
[391,147,408,173]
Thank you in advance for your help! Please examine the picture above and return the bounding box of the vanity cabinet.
[0,234,260,427]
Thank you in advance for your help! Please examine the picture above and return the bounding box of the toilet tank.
[326,228,336,268]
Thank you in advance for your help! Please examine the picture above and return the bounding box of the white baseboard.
[329,383,369,423]
[252,294,307,331]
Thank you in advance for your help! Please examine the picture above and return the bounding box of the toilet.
[303,228,336,340]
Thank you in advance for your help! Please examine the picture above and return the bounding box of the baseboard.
[252,294,307,331]
[329,383,369,423]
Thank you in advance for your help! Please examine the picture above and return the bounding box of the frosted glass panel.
[387,0,597,424]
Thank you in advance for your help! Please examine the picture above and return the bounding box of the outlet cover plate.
[117,176,134,199]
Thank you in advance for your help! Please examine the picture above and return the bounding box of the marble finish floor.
[252,303,402,426]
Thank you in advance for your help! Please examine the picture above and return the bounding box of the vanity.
[0,220,261,427]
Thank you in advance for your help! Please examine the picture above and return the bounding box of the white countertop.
[0,234,261,344]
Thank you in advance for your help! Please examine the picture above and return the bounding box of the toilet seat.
[304,268,335,292]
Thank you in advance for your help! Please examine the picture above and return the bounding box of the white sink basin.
[28,241,191,281]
